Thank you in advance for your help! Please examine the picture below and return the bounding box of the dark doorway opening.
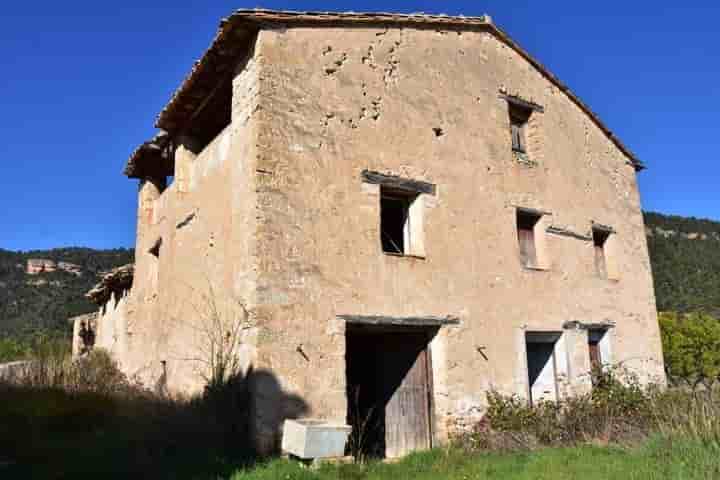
[346,327,435,459]
[526,332,561,405]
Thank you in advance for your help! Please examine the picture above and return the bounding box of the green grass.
[3,353,720,480]
[1,383,719,479]
[230,440,720,480]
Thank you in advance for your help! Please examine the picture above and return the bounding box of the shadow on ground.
[0,366,307,479]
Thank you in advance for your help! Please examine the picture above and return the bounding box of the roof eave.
[133,9,643,177]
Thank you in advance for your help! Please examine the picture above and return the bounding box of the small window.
[509,104,531,154]
[517,210,542,268]
[364,170,431,258]
[593,228,611,278]
[148,237,162,290]
[149,238,162,258]
[381,188,415,255]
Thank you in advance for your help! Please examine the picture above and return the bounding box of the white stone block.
[281,419,351,459]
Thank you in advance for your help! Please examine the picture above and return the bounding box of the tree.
[660,312,720,379]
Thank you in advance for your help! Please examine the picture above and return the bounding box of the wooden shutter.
[382,334,432,458]
[510,114,527,153]
[594,243,607,278]
[511,123,521,151]
[518,227,537,267]
[589,340,601,371]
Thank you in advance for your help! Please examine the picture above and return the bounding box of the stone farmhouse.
[83,10,665,458]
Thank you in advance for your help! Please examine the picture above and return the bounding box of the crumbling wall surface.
[252,25,664,444]
[92,292,130,366]
[111,43,262,397]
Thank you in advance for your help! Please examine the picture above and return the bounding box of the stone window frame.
[500,92,544,166]
[515,207,551,271]
[591,222,620,281]
[361,170,436,259]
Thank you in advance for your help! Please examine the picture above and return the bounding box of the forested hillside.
[0,248,134,335]
[644,212,720,317]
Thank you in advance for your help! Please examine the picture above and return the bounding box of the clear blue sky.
[1,2,718,251]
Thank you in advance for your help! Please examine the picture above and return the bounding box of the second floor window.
[517,209,542,268]
[362,170,434,258]
[381,188,413,254]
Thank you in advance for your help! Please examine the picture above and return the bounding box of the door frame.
[345,324,437,457]
[525,331,562,405]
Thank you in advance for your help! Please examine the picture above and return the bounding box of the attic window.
[509,104,531,154]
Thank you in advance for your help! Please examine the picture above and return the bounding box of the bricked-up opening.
[381,188,415,255]
[509,104,531,154]
[517,210,541,268]
[593,228,611,278]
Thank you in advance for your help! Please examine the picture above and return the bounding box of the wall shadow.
[0,365,308,480]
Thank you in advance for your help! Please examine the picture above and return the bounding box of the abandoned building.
[83,10,666,458]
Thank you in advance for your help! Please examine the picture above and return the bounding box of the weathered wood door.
[588,340,601,371]
[380,334,432,458]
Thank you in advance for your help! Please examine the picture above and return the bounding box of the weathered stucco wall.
[96,44,262,395]
[249,25,664,443]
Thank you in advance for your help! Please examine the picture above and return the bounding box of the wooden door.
[381,334,431,458]
[588,340,601,371]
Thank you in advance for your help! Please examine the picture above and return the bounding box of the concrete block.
[281,419,351,459]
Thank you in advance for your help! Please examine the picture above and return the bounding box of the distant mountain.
[0,248,134,335]
[644,212,720,317]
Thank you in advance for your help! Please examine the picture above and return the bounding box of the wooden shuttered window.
[517,210,540,268]
[509,105,531,154]
[511,121,525,153]
[588,340,601,371]
[588,329,606,387]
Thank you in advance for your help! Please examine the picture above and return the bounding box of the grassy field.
[2,431,718,480]
[228,441,720,480]
[3,347,720,479]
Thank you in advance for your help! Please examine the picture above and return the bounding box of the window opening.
[381,188,415,255]
[517,210,541,268]
[509,104,531,154]
[593,228,611,278]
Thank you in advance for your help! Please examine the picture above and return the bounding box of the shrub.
[660,311,720,381]
[456,366,654,451]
